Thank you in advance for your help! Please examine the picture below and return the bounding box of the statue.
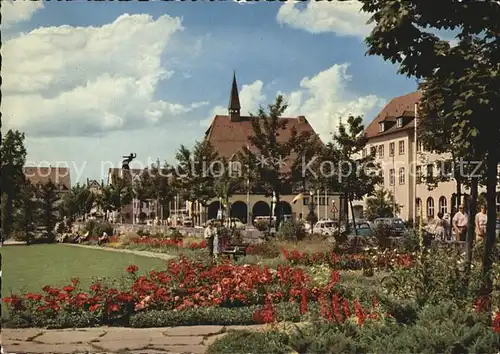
[122,153,137,170]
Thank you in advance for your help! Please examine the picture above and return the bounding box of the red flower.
[63,286,75,293]
[493,312,500,333]
[107,304,121,313]
[126,264,139,274]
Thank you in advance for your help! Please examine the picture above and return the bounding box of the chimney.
[297,116,307,123]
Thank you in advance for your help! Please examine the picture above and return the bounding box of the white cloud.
[1,0,44,28]
[2,13,208,137]
[276,1,372,38]
[202,64,385,142]
[201,80,266,127]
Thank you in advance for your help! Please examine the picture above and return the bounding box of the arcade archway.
[230,201,248,223]
[207,201,222,220]
[252,201,270,220]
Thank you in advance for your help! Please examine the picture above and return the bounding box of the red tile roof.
[24,166,71,190]
[365,91,421,139]
[204,115,318,158]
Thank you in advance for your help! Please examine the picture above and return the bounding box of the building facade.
[201,73,338,224]
[353,91,500,222]
[24,166,71,195]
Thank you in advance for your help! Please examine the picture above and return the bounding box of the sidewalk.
[63,243,176,261]
[1,324,266,353]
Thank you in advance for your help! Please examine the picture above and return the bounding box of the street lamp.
[271,191,277,234]
[308,190,316,233]
[218,197,223,220]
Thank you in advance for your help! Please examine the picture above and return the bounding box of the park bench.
[222,243,249,261]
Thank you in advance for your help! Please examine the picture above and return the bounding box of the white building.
[353,91,500,222]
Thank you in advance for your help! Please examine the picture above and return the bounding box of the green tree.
[173,140,219,221]
[149,162,175,221]
[98,177,133,222]
[0,130,27,238]
[133,171,154,222]
[213,156,243,220]
[241,95,315,230]
[60,184,95,221]
[325,116,382,232]
[359,0,500,306]
[13,180,38,244]
[37,180,60,243]
[365,188,401,222]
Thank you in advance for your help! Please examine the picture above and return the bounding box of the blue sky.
[2,0,418,184]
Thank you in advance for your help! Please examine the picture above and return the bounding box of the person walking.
[475,205,487,241]
[432,212,447,241]
[452,204,469,242]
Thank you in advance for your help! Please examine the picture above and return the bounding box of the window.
[439,196,448,214]
[378,145,384,158]
[399,167,405,185]
[427,164,434,179]
[389,169,395,186]
[443,160,452,176]
[389,142,395,156]
[319,196,328,205]
[427,197,435,218]
[397,118,403,128]
[416,165,422,183]
[370,146,376,156]
[303,197,310,206]
[417,140,423,152]
[379,122,385,132]
[398,141,405,155]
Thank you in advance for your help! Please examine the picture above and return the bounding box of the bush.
[246,242,280,259]
[119,232,140,245]
[206,330,292,354]
[372,223,392,248]
[166,228,183,241]
[254,220,269,231]
[136,228,150,237]
[85,220,113,237]
[277,221,306,241]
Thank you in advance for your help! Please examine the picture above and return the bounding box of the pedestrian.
[443,213,451,240]
[452,204,469,242]
[475,205,487,241]
[204,220,215,257]
[432,212,446,241]
[213,222,221,259]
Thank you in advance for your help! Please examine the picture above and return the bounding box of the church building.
[197,73,339,224]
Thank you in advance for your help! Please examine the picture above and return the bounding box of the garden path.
[64,244,176,261]
[1,324,266,353]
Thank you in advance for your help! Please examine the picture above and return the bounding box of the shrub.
[136,228,150,237]
[206,330,292,354]
[277,221,306,241]
[119,232,140,245]
[85,220,113,237]
[166,228,183,241]
[254,220,269,231]
[372,223,392,248]
[246,242,280,259]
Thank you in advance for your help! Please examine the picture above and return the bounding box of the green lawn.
[1,244,167,295]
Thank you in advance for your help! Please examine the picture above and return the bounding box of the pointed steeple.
[228,71,241,121]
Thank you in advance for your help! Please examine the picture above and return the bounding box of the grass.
[1,244,167,294]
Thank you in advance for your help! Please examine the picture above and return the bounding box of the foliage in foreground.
[207,303,500,354]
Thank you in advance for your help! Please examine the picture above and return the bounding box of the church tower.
[228,71,241,122]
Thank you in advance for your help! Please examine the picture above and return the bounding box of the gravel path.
[63,243,175,261]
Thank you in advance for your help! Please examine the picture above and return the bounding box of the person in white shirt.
[452,204,469,241]
[204,221,216,257]
[475,206,487,241]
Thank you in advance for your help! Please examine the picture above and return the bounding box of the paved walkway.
[63,244,176,261]
[1,325,266,353]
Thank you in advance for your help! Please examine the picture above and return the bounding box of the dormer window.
[397,118,403,128]
[379,122,385,132]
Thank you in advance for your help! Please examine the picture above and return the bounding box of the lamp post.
[174,195,178,227]
[308,190,316,233]
[218,197,223,220]
[271,191,277,234]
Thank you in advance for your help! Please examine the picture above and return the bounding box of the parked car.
[224,218,246,230]
[348,221,373,237]
[373,217,406,236]
[312,220,339,235]
[253,216,276,226]
[182,216,193,227]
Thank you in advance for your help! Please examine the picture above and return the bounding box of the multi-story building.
[24,166,71,195]
[353,91,500,222]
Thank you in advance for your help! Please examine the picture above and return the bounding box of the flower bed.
[282,249,414,270]
[130,237,207,249]
[2,258,378,328]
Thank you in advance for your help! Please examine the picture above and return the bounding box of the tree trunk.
[466,177,478,273]
[481,152,498,312]
[344,192,350,234]
[350,198,358,236]
[4,194,14,238]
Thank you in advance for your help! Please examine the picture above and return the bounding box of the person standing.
[475,206,487,241]
[204,221,215,257]
[433,212,447,241]
[452,204,469,242]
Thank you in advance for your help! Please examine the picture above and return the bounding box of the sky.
[2,0,423,185]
